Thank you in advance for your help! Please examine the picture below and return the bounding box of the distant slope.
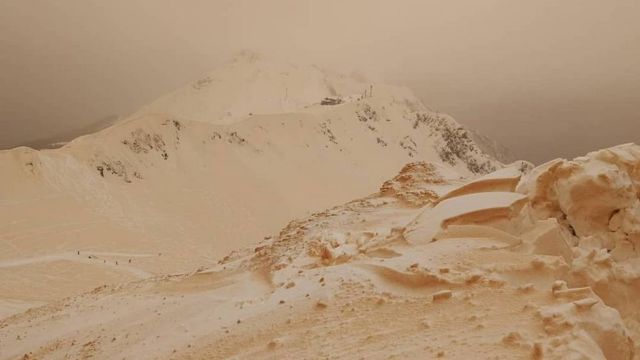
[19,115,119,150]
[135,50,387,125]
[0,54,504,312]
[467,128,516,164]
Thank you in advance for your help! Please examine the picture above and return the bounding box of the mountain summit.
[0,54,504,317]
[136,51,378,125]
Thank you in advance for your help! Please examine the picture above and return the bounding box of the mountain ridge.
[1,144,638,359]
[0,54,505,321]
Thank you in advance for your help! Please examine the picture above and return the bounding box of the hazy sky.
[1,0,638,163]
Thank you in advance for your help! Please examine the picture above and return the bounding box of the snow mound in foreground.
[2,145,639,359]
[518,143,640,260]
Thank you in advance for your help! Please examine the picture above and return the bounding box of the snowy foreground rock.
[1,144,639,359]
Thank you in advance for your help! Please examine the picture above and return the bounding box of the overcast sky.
[1,0,638,163]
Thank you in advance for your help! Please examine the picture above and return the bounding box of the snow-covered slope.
[135,50,377,125]
[468,128,516,164]
[0,55,503,314]
[1,145,638,359]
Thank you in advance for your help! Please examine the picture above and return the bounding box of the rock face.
[413,112,500,174]
[1,144,638,360]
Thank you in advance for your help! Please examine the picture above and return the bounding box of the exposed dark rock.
[356,103,378,122]
[320,97,343,106]
[399,136,417,157]
[417,112,497,174]
[319,122,338,144]
[227,131,247,145]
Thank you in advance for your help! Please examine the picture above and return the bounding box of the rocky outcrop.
[379,162,449,207]
[414,112,498,174]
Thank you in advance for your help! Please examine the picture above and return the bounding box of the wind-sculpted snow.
[518,143,640,260]
[4,54,633,359]
[237,145,640,359]
[2,146,638,359]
